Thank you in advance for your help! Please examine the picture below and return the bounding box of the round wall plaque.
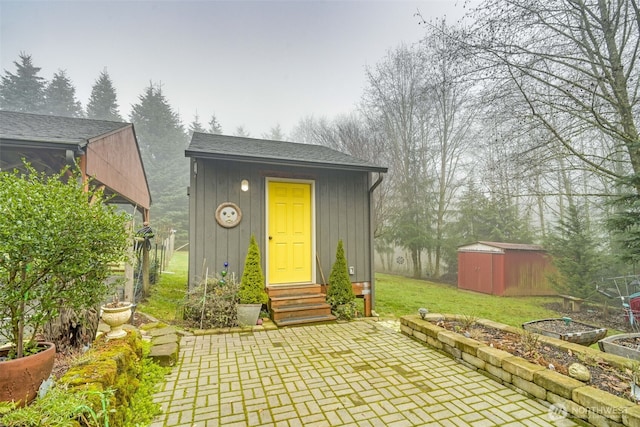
[215,202,242,228]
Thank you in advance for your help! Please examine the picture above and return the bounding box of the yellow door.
[268,181,312,284]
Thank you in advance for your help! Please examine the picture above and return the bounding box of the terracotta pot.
[0,342,56,406]
[101,303,133,339]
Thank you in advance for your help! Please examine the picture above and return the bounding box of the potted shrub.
[0,165,129,405]
[326,240,357,320]
[237,235,268,327]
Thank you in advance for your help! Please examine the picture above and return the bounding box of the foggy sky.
[0,0,467,137]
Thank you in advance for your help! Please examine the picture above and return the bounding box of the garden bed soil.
[616,336,640,350]
[437,318,636,402]
[524,318,603,334]
[545,301,634,333]
[546,300,640,351]
[522,318,607,346]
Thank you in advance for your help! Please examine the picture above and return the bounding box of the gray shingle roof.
[0,110,129,147]
[186,132,387,173]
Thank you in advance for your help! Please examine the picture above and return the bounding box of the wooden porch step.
[268,284,336,327]
[271,303,333,320]
[267,284,322,298]
[274,314,337,327]
[270,294,327,307]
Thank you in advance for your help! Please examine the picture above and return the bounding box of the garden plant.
[238,234,268,305]
[326,239,357,320]
[0,164,129,358]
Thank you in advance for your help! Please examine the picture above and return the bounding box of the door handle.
[269,236,273,240]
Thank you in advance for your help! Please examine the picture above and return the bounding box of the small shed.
[185,133,387,325]
[457,241,556,296]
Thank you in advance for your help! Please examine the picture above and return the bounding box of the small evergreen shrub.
[239,235,268,305]
[326,240,356,319]
[332,301,358,321]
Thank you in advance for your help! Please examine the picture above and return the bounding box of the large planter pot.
[0,342,56,406]
[101,303,133,339]
[237,304,262,327]
[522,318,607,346]
[598,333,640,360]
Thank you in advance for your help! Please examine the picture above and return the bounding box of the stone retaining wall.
[401,314,640,427]
[60,331,144,426]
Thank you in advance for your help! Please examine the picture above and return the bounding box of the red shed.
[457,241,556,296]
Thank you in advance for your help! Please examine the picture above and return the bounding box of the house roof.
[0,110,129,148]
[0,110,151,212]
[458,241,545,252]
[186,132,388,173]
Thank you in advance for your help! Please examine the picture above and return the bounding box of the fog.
[0,0,466,136]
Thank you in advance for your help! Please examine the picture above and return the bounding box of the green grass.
[137,250,189,321]
[138,254,605,333]
[374,273,562,328]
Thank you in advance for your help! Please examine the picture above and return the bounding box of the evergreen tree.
[607,173,640,265]
[44,70,83,117]
[239,235,268,304]
[262,124,285,140]
[545,204,602,298]
[208,114,222,134]
[129,82,189,243]
[189,113,206,137]
[86,70,122,121]
[450,181,533,244]
[387,202,432,278]
[326,240,356,319]
[0,52,46,113]
[234,125,250,137]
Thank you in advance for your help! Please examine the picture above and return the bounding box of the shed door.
[460,252,493,294]
[267,181,312,284]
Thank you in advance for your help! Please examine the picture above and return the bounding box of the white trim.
[265,177,316,286]
[457,243,505,253]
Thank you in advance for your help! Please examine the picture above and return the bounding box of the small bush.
[332,301,358,320]
[239,235,268,305]
[183,273,239,329]
[326,240,355,320]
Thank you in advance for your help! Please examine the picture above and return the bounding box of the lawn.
[137,250,189,321]
[138,252,564,330]
[374,273,561,328]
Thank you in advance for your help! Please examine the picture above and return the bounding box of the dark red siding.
[458,242,556,296]
[503,250,554,296]
[458,252,495,294]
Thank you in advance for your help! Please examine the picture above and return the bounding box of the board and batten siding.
[188,158,373,289]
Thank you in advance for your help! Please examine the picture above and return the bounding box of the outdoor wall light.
[241,179,249,192]
[418,307,429,319]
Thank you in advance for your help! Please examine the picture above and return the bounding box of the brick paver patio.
[151,320,578,426]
